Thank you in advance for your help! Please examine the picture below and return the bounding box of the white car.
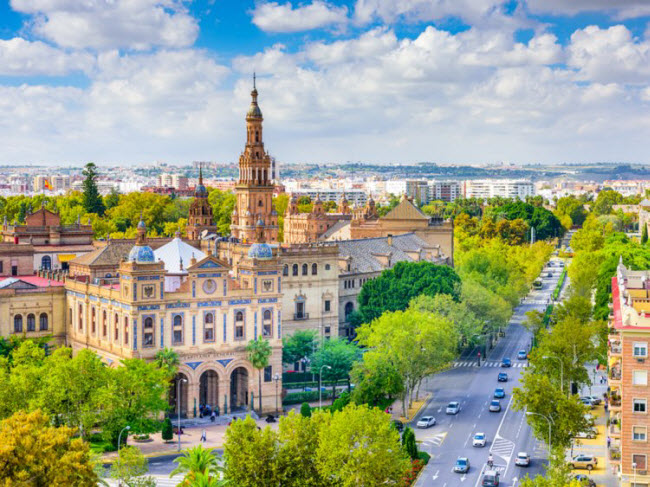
[417,416,436,428]
[515,452,530,467]
[472,432,487,447]
[446,401,461,415]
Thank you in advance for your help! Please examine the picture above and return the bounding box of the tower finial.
[253,72,256,90]
[199,162,203,185]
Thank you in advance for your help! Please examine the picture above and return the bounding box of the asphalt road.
[413,262,565,487]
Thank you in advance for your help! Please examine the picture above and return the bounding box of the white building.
[290,189,367,207]
[463,179,534,199]
[428,180,462,202]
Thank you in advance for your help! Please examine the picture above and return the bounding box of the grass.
[89,433,116,453]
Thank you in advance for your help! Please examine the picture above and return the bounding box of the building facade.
[282,194,351,245]
[428,180,462,202]
[463,179,534,199]
[187,168,219,240]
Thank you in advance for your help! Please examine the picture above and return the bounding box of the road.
[414,261,565,487]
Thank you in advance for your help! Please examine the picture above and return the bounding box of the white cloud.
[525,0,650,20]
[0,37,94,75]
[10,0,198,50]
[251,1,348,33]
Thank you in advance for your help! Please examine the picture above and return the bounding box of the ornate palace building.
[282,194,351,245]
[186,166,219,240]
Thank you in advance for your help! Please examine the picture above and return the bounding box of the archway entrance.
[199,370,219,411]
[168,373,189,418]
[230,367,249,411]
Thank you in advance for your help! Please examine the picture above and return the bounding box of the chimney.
[387,234,393,246]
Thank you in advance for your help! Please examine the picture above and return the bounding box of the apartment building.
[428,180,462,202]
[463,179,534,199]
[609,261,650,486]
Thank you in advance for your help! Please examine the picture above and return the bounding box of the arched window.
[263,309,272,321]
[143,317,154,347]
[27,314,35,332]
[91,307,96,334]
[283,265,289,276]
[235,311,245,340]
[39,313,48,331]
[292,264,298,276]
[302,264,308,276]
[345,302,354,318]
[102,310,107,337]
[262,309,272,337]
[114,314,119,341]
[204,313,215,342]
[14,315,23,333]
[173,315,183,345]
[236,311,244,322]
[41,255,51,270]
[258,199,263,207]
[124,317,129,345]
[255,130,259,142]
[78,304,83,331]
[312,263,318,275]
[69,308,73,325]
[325,264,331,271]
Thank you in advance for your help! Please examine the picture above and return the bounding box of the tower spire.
[253,72,256,90]
[199,162,203,186]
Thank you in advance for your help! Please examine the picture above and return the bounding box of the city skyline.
[1,1,650,165]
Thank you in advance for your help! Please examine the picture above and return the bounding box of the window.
[302,263,308,276]
[325,264,330,271]
[292,264,298,276]
[14,315,23,333]
[78,304,83,331]
[325,326,330,334]
[312,263,318,275]
[0,261,3,273]
[124,317,129,345]
[69,308,72,325]
[27,314,35,332]
[295,302,305,320]
[264,366,273,382]
[114,313,119,341]
[262,309,272,337]
[39,313,48,331]
[634,342,648,357]
[633,454,648,471]
[91,307,96,334]
[324,300,331,312]
[235,311,244,340]
[283,265,288,277]
[204,313,215,342]
[173,315,183,345]
[143,317,154,347]
[634,371,648,386]
[41,255,51,270]
[102,311,107,337]
[345,302,354,318]
[634,426,647,441]
[634,399,647,413]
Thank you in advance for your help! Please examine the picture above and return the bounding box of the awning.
[57,254,77,263]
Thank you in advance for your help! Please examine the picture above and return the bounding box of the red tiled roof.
[0,275,65,287]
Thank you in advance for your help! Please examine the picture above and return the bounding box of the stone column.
[187,381,200,419]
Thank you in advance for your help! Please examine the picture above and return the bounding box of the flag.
[44,179,53,190]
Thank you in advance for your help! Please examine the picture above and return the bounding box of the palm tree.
[246,337,272,414]
[170,445,227,486]
[154,347,180,379]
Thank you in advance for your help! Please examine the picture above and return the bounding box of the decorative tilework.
[258,298,278,303]
[166,302,191,309]
[138,305,160,311]
[160,317,164,348]
[192,316,196,345]
[133,321,137,350]
[192,281,196,298]
[240,270,252,275]
[278,310,282,339]
[186,361,203,370]
[137,276,160,281]
[197,273,222,278]
[198,261,221,269]
[228,299,251,305]
[254,311,257,340]
[198,301,222,307]
[258,271,278,275]
[100,298,109,304]
[89,295,98,302]
[223,314,227,342]
[216,358,233,368]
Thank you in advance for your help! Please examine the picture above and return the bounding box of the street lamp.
[633,462,637,487]
[273,373,281,414]
[176,377,188,452]
[542,355,564,395]
[117,425,130,453]
[319,365,332,408]
[526,412,554,452]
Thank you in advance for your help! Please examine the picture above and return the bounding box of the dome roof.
[247,104,263,119]
[154,237,206,274]
[256,218,265,227]
[137,218,146,230]
[128,244,155,264]
[248,243,273,260]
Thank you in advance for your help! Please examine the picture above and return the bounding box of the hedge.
[282,390,333,405]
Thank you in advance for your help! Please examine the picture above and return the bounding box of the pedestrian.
[201,430,207,443]
[607,437,611,448]
[604,402,608,413]
[210,411,216,423]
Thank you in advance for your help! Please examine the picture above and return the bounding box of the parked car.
[573,474,596,486]
[498,372,508,382]
[391,420,404,433]
[481,470,500,486]
[568,454,598,471]
[501,357,512,367]
[517,350,528,360]
[472,432,487,447]
[416,416,436,428]
[574,427,598,440]
[515,452,530,467]
[489,400,502,412]
[580,397,595,409]
[494,387,505,399]
[582,395,601,405]
[454,457,470,473]
[446,401,461,415]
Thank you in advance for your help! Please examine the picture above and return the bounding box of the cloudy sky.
[1,0,650,166]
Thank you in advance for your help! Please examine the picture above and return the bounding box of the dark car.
[494,387,505,398]
[498,372,508,382]
[573,474,596,487]
[501,358,512,367]
[482,470,500,486]
[391,420,404,433]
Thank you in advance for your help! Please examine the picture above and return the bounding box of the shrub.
[282,390,332,405]
[300,402,311,418]
[161,418,173,442]
[417,451,430,464]
[331,392,351,412]
[401,428,418,460]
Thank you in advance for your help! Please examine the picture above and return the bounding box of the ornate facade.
[187,166,219,240]
[282,194,352,245]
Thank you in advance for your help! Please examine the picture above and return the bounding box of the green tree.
[154,347,180,380]
[488,201,564,240]
[555,196,587,227]
[401,427,418,460]
[111,446,156,487]
[170,445,226,487]
[300,402,312,418]
[246,337,272,413]
[282,330,317,366]
[0,409,99,486]
[208,188,236,235]
[357,261,461,323]
[311,339,360,403]
[519,453,577,486]
[104,187,120,210]
[350,352,404,407]
[643,224,648,244]
[162,417,174,442]
[592,189,623,215]
[82,162,106,216]
[274,193,290,242]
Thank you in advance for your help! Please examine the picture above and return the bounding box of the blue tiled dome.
[248,243,273,260]
[195,184,207,195]
[129,244,155,263]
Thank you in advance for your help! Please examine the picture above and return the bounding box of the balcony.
[610,368,622,385]
[609,446,621,464]
[293,313,310,321]
[609,342,622,356]
[609,418,621,438]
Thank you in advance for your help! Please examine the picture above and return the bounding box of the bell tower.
[231,75,278,243]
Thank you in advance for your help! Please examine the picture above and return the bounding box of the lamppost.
[526,412,554,452]
[176,377,188,452]
[273,373,281,414]
[117,425,130,453]
[542,355,564,395]
[319,365,332,408]
[633,462,637,487]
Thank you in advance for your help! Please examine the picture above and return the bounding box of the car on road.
[517,350,528,360]
[446,401,461,415]
[559,261,565,267]
[547,272,553,277]
[498,372,508,382]
[481,470,500,486]
[472,432,487,447]
[580,397,595,408]
[582,395,602,405]
[454,457,470,473]
[494,387,505,398]
[573,474,596,486]
[391,420,404,433]
[515,452,530,467]
[574,427,598,440]
[489,400,502,412]
[568,454,598,471]
[501,357,512,367]
[416,416,436,428]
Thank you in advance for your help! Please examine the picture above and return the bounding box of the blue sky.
[1,0,650,165]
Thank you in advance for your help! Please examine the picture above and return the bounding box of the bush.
[402,427,418,460]
[161,418,173,442]
[300,402,311,418]
[282,390,332,405]
[417,451,431,464]
[331,392,351,412]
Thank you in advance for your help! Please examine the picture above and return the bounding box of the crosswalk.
[523,299,552,305]
[491,437,515,460]
[105,476,180,486]
[453,361,527,368]
[419,432,447,450]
